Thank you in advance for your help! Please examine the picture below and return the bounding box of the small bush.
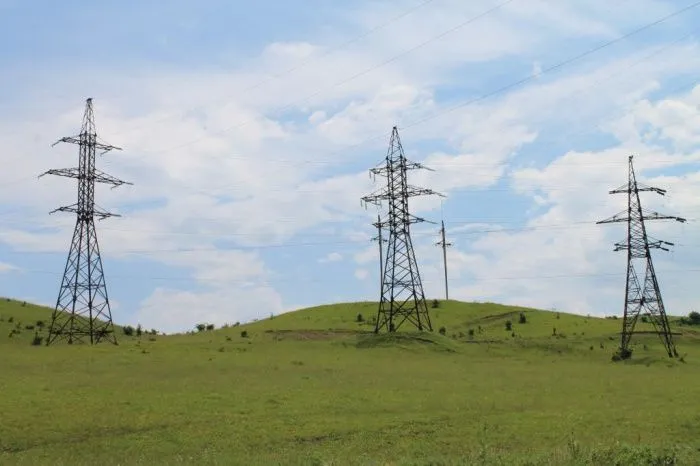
[556,312,560,319]
[505,320,512,331]
[206,324,215,331]
[519,312,527,324]
[590,345,594,351]
[25,324,35,330]
[136,324,143,337]
[31,333,43,346]
[641,315,649,323]
[356,313,364,323]
[438,326,446,335]
[552,327,557,336]
[468,329,475,337]
[511,332,515,338]
[225,336,232,341]
[8,316,14,323]
[241,330,248,338]
[680,311,700,326]
[196,323,206,332]
[21,301,26,307]
[123,326,135,336]
[431,299,440,308]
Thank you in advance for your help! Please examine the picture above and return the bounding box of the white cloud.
[354,269,369,280]
[0,262,18,273]
[134,285,284,334]
[319,252,343,263]
[2,0,700,331]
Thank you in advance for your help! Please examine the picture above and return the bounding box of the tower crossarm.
[52,135,122,154]
[39,168,132,188]
[609,183,667,195]
[597,211,686,224]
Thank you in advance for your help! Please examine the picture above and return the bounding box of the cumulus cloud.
[2,0,700,331]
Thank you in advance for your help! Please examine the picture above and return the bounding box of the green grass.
[1,298,699,465]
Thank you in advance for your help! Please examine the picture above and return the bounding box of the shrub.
[641,315,649,323]
[511,332,515,338]
[519,312,527,324]
[206,324,215,331]
[552,327,557,336]
[241,330,248,338]
[150,329,157,335]
[556,312,560,319]
[680,311,700,326]
[21,301,26,307]
[225,336,232,341]
[431,299,440,308]
[8,316,14,323]
[438,326,446,335]
[590,345,594,351]
[356,313,364,323]
[25,324,35,330]
[468,329,475,337]
[505,320,512,331]
[31,333,43,346]
[36,320,45,328]
[136,324,143,337]
[123,325,135,336]
[196,323,206,332]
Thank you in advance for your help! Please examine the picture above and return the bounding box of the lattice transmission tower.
[361,126,443,333]
[40,98,131,345]
[597,155,685,360]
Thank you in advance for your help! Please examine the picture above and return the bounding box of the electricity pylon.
[361,126,443,333]
[40,98,131,345]
[597,155,685,360]
[370,214,387,295]
[436,220,452,300]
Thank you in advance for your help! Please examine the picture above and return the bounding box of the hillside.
[1,298,699,465]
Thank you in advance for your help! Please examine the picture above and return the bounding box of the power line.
[132,0,518,156]
[105,0,441,139]
[6,264,700,286]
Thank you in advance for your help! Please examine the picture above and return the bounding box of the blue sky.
[1,0,700,333]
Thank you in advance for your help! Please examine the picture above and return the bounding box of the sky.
[1,0,700,334]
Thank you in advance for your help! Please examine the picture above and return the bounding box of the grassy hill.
[1,298,699,465]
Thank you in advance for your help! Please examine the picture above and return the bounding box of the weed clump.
[356,313,364,323]
[505,320,512,331]
[241,330,249,338]
[31,333,43,346]
[519,312,527,324]
[679,311,700,326]
[438,326,446,336]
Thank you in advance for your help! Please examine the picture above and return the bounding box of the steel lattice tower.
[361,126,443,333]
[597,155,685,360]
[40,98,131,345]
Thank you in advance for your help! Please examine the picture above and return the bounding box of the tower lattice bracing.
[40,98,131,345]
[597,155,685,360]
[361,126,443,333]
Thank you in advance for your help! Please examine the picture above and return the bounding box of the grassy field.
[1,298,699,465]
